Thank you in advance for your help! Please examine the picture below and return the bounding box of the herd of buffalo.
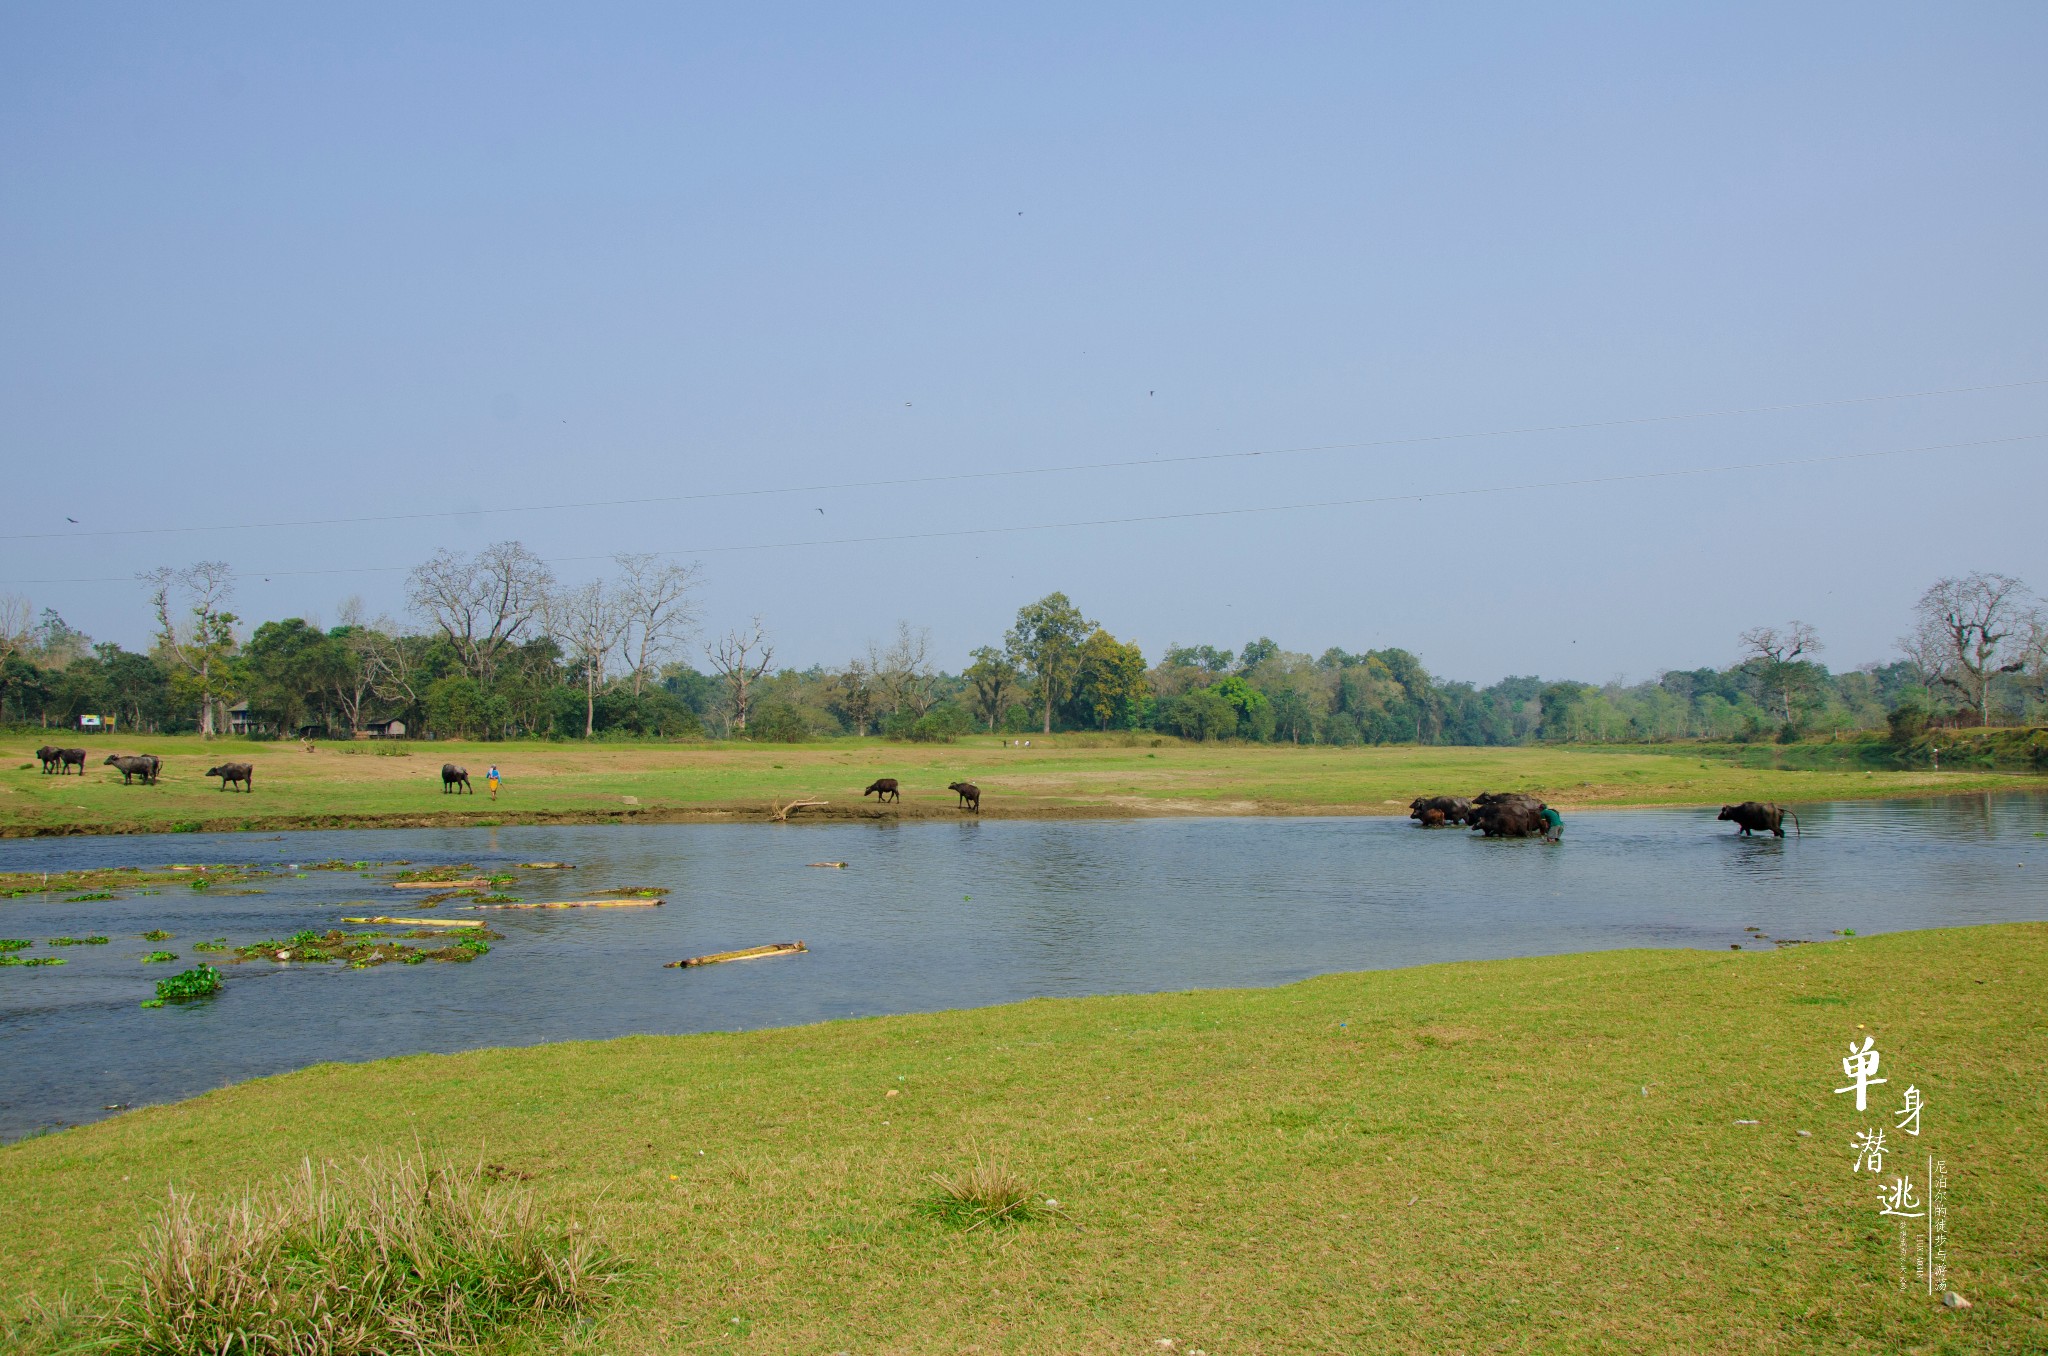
[1410,791,1801,839]
[32,745,1800,835]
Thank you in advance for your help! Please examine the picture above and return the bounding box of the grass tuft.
[9,1150,626,1355]
[920,1150,1037,1230]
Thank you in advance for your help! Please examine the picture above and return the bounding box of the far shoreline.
[2,778,2042,840]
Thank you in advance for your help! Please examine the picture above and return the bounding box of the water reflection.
[0,793,2043,1140]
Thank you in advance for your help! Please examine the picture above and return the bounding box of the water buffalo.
[1470,798,1547,837]
[103,754,161,785]
[1420,807,1446,827]
[863,778,900,803]
[1718,802,1800,837]
[1409,795,1473,824]
[57,747,87,775]
[36,745,61,773]
[947,780,981,813]
[441,763,472,794]
[206,762,254,792]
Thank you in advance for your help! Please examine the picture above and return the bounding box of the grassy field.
[3,923,2040,1353]
[3,733,2038,836]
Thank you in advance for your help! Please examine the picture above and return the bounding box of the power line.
[4,374,2044,543]
[5,429,2039,587]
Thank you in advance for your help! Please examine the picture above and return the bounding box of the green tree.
[242,619,349,735]
[1005,593,1094,735]
[143,563,239,736]
[963,647,1021,732]
[1074,629,1147,730]
[425,675,488,739]
[1163,686,1238,740]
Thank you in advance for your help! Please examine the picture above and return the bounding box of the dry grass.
[7,1150,625,1355]
[923,1150,1038,1230]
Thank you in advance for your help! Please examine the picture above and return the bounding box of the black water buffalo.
[42,746,89,775]
[947,780,981,813]
[1470,798,1547,837]
[863,778,900,803]
[1409,794,1473,824]
[104,754,161,785]
[206,762,254,792]
[441,763,472,794]
[1718,802,1800,837]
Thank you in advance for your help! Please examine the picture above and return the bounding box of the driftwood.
[770,799,828,822]
[470,899,664,910]
[806,861,849,869]
[341,915,485,928]
[518,862,573,869]
[665,941,807,968]
[392,878,488,890]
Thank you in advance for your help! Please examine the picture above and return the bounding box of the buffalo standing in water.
[206,762,254,792]
[947,781,981,813]
[104,754,161,785]
[441,764,472,794]
[1468,793,1548,837]
[863,778,901,803]
[1718,802,1800,837]
[1409,795,1472,825]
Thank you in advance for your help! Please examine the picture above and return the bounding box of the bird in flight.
[67,517,78,523]
[815,507,825,515]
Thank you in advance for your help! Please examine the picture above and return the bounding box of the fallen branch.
[770,799,828,822]
[341,916,484,928]
[665,941,807,968]
[470,899,664,910]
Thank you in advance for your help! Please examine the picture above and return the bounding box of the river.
[2,793,2043,1141]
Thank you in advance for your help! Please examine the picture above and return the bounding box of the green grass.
[4,924,2041,1353]
[2,734,2038,836]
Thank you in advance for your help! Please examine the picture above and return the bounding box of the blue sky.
[3,3,2044,682]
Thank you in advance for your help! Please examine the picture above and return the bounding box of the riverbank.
[4,736,2036,837]
[3,922,2040,1352]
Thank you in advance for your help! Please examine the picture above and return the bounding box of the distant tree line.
[1,553,2042,744]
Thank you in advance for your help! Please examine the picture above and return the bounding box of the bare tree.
[405,540,555,683]
[705,617,774,733]
[1737,621,1824,725]
[875,621,941,719]
[1902,573,2039,726]
[141,562,238,737]
[614,553,702,696]
[552,578,630,737]
[0,593,31,663]
[359,626,426,722]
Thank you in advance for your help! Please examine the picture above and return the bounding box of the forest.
[2,546,2042,746]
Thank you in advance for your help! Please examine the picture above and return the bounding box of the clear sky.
[3,3,2044,684]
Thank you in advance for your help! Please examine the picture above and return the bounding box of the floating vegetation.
[142,929,173,941]
[188,877,212,891]
[473,893,522,904]
[394,865,478,883]
[153,963,222,1001]
[193,938,230,953]
[0,939,31,952]
[141,951,179,963]
[0,955,65,967]
[50,935,110,947]
[232,927,501,968]
[64,890,117,902]
[596,886,670,898]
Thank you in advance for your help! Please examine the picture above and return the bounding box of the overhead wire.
[4,428,2040,587]
[2,374,2044,543]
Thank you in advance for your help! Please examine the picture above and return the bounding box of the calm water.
[2,794,2044,1142]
